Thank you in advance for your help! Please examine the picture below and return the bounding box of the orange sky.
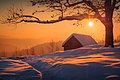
[0,0,120,43]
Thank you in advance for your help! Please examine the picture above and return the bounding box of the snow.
[0,59,42,80]
[24,43,120,80]
[1,42,120,80]
[62,33,97,46]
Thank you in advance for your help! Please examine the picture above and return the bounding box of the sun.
[88,21,94,27]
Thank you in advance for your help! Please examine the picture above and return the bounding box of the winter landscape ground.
[0,42,120,80]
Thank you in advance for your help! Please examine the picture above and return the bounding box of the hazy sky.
[0,0,120,43]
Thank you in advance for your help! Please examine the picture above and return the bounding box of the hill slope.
[0,43,120,80]
[24,43,120,80]
[0,59,42,80]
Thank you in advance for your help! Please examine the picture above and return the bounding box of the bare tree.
[31,47,35,55]
[2,0,120,47]
[48,40,55,52]
[0,49,6,57]
[26,48,29,55]
[15,47,18,56]
[40,46,45,54]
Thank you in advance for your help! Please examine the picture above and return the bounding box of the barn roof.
[62,33,97,46]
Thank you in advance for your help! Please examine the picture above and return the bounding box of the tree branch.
[115,0,120,10]
[66,0,84,7]
[10,13,105,24]
[66,0,101,19]
[19,14,88,24]
[112,0,116,10]
[1,0,107,25]
[66,0,99,13]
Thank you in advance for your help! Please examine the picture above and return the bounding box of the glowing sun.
[88,21,94,27]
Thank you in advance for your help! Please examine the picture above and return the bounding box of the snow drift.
[25,43,120,80]
[0,59,42,80]
[0,43,120,80]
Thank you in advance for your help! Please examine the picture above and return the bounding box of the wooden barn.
[62,33,97,50]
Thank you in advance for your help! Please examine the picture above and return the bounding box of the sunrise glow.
[88,21,94,27]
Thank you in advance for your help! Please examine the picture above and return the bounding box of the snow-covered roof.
[62,33,97,46]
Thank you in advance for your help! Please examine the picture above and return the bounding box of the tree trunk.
[104,0,114,47]
[104,20,114,47]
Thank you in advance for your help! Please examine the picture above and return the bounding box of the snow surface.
[0,59,42,80]
[24,43,120,80]
[1,42,120,80]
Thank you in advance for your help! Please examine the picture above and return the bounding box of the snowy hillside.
[0,42,120,80]
[25,43,120,80]
[0,59,42,80]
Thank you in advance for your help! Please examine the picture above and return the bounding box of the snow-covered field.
[0,43,120,80]
[0,59,42,80]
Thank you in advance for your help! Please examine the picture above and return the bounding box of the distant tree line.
[0,41,63,57]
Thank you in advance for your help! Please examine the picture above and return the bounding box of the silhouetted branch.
[3,13,105,24]
[1,0,120,25]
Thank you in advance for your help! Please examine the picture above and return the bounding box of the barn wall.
[63,36,82,50]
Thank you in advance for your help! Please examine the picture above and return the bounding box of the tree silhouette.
[49,40,55,52]
[2,0,120,47]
